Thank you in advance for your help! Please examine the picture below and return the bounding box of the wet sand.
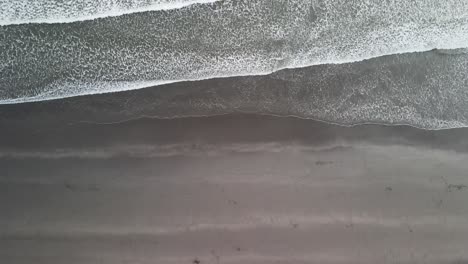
[1,114,468,263]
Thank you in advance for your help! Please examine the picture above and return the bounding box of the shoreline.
[2,113,468,153]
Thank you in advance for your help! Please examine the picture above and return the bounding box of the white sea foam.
[1,44,467,106]
[0,0,220,25]
[1,0,468,111]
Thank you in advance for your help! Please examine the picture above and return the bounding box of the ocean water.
[1,0,468,128]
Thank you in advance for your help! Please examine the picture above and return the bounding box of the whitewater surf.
[1,0,468,107]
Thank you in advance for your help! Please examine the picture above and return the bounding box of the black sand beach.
[1,112,468,264]
[2,1,468,263]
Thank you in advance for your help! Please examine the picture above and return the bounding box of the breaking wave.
[0,0,220,25]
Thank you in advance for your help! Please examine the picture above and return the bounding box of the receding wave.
[1,0,468,106]
[0,0,220,25]
[1,51,468,130]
